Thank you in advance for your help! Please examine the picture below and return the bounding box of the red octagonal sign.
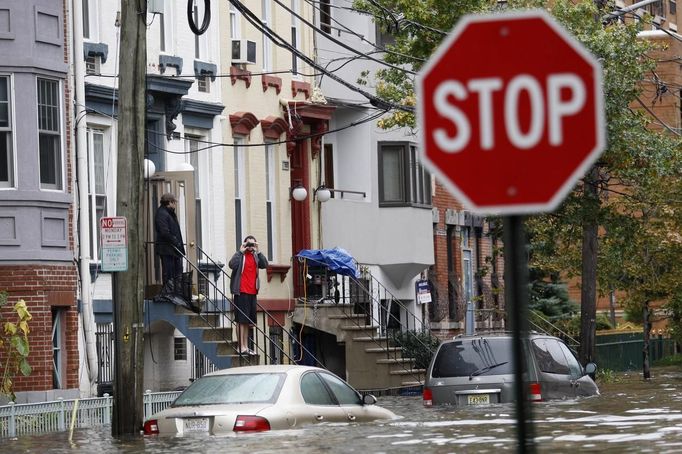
[417,10,605,214]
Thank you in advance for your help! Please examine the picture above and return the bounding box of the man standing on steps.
[229,235,268,355]
[155,193,185,294]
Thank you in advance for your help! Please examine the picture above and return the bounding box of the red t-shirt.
[239,252,258,294]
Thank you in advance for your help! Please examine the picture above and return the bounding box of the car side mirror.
[584,362,597,379]
[362,394,377,405]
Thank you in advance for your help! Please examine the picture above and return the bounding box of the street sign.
[100,216,128,272]
[417,10,605,214]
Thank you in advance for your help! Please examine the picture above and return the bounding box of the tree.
[355,0,682,366]
[0,291,32,401]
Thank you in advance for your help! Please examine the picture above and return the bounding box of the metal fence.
[0,390,181,439]
[595,332,678,371]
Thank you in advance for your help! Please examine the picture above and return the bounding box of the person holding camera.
[229,235,268,355]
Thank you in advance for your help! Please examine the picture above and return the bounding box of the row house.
[0,0,79,403]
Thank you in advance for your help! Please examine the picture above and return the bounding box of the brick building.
[0,0,79,403]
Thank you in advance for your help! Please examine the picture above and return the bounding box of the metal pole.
[503,215,535,453]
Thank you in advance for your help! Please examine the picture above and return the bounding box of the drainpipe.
[71,0,99,397]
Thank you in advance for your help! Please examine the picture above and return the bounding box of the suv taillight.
[143,419,159,435]
[233,415,271,432]
[423,387,433,407]
[528,382,542,402]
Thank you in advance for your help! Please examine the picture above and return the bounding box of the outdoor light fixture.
[291,184,308,201]
[314,185,332,202]
[144,159,156,179]
[313,185,366,202]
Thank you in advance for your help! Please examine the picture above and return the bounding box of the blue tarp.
[296,248,360,278]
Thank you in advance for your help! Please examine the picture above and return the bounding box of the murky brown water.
[5,367,682,453]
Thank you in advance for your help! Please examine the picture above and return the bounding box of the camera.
[245,242,256,248]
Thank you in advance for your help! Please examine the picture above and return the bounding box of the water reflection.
[6,367,682,453]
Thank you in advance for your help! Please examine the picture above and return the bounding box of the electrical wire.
[187,0,211,35]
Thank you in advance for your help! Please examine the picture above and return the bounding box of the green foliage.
[652,354,682,367]
[392,330,441,370]
[552,312,613,339]
[596,368,620,384]
[0,291,33,401]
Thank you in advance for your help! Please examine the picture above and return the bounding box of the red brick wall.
[0,265,79,393]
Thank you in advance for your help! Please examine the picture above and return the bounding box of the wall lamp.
[290,184,308,201]
[313,185,366,202]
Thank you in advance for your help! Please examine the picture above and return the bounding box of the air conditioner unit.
[231,39,257,65]
[148,0,164,14]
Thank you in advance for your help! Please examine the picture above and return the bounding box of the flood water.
[6,367,682,453]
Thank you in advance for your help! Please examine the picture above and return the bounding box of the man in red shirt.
[229,235,268,355]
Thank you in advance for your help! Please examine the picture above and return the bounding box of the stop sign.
[417,10,605,214]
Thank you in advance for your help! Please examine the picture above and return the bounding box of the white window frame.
[234,138,246,250]
[0,74,15,189]
[37,77,64,191]
[82,0,100,42]
[159,0,175,54]
[87,127,109,261]
[261,0,272,71]
[52,308,64,389]
[192,0,209,60]
[291,0,301,77]
[462,249,474,306]
[230,3,241,39]
[265,143,277,261]
[187,132,206,250]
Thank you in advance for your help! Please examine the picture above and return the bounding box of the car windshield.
[432,338,514,378]
[172,373,285,406]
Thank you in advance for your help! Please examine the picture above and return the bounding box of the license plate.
[183,418,208,432]
[467,394,490,405]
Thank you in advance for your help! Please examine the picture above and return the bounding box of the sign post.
[417,10,605,453]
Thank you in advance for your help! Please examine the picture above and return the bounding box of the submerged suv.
[423,332,598,406]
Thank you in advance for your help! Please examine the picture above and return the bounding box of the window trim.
[37,77,65,191]
[234,137,246,251]
[261,0,272,71]
[0,74,15,189]
[265,143,276,261]
[87,127,108,261]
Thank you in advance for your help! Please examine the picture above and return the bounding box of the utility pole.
[112,0,146,436]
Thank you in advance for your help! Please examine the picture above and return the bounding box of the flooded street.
[6,367,682,453]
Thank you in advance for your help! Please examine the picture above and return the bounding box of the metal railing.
[296,258,440,384]
[0,391,181,439]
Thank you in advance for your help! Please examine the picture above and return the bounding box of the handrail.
[528,309,580,349]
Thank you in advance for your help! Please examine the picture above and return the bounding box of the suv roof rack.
[453,330,539,340]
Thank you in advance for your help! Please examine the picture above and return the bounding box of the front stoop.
[146,300,237,369]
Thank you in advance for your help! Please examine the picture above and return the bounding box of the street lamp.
[144,159,156,179]
[314,185,332,202]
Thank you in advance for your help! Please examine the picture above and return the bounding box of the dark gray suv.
[423,332,599,406]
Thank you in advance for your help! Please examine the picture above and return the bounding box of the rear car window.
[431,338,514,378]
[172,373,284,406]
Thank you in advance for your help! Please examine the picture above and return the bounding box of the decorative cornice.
[291,80,311,99]
[266,264,291,283]
[146,75,193,96]
[285,101,335,121]
[261,74,282,94]
[229,111,259,136]
[230,65,252,88]
[260,116,288,140]
[182,99,225,118]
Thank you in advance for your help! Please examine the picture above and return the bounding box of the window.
[319,0,331,34]
[671,0,677,16]
[85,55,101,75]
[52,308,65,388]
[187,135,203,250]
[431,339,514,378]
[0,76,13,188]
[234,138,246,251]
[230,3,240,39]
[462,249,473,307]
[319,373,361,405]
[87,128,108,259]
[291,0,300,75]
[378,142,431,207]
[532,339,570,375]
[192,0,208,59]
[265,143,276,261]
[174,337,187,360]
[261,0,272,71]
[300,372,336,405]
[38,78,63,190]
[557,341,582,378]
[82,0,99,41]
[159,1,174,53]
[375,22,396,48]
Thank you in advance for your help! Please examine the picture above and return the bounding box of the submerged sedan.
[143,364,397,435]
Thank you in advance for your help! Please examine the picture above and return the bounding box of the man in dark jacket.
[155,193,185,291]
[229,235,268,355]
